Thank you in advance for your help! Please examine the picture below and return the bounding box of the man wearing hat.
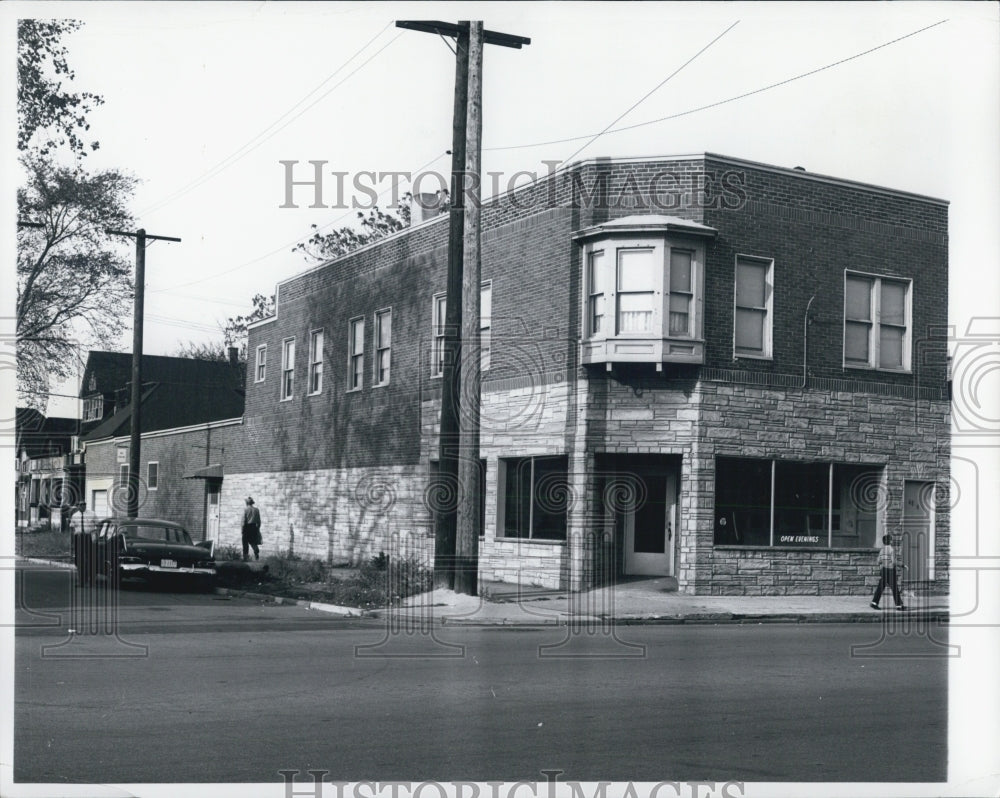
[241,496,262,561]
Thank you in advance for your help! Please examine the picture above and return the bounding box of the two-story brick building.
[219,153,950,596]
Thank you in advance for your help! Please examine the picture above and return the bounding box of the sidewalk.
[378,576,950,626]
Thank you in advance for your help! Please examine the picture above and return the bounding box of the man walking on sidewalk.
[871,533,906,611]
[241,496,262,561]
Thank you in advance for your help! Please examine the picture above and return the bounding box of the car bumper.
[120,564,216,576]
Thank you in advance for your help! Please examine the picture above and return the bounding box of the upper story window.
[844,272,911,371]
[349,317,365,391]
[147,462,159,491]
[280,338,295,401]
[255,345,267,383]
[431,293,447,378]
[576,215,716,368]
[734,255,774,359]
[374,309,391,386]
[82,395,103,422]
[480,282,492,372]
[431,283,492,377]
[308,329,324,394]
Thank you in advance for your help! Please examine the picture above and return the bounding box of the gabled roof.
[81,382,244,442]
[80,351,241,398]
[16,408,81,458]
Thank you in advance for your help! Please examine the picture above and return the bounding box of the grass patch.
[218,551,433,610]
[15,523,72,559]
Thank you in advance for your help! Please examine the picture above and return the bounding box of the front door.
[205,484,221,542]
[902,480,934,581]
[624,471,677,576]
[91,489,109,519]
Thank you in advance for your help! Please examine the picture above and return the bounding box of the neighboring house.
[15,408,83,529]
[79,352,245,538]
[217,153,949,596]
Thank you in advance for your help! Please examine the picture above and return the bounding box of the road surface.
[13,561,948,784]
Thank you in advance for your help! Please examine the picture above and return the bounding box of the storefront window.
[501,456,568,541]
[714,457,884,548]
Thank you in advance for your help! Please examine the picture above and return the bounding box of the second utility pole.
[106,227,181,518]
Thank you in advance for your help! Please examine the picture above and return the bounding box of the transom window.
[844,272,911,371]
[280,338,295,400]
[734,255,774,358]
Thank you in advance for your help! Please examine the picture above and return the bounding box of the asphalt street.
[13,562,948,784]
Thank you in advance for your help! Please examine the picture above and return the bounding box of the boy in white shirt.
[871,533,906,611]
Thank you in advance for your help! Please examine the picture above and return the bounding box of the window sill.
[494,536,567,546]
[279,396,293,402]
[307,390,322,397]
[734,352,772,361]
[373,381,390,389]
[345,387,363,394]
[843,363,912,375]
[713,544,877,553]
[582,336,703,366]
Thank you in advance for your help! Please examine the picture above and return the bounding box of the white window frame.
[255,344,267,383]
[280,337,295,401]
[843,271,912,372]
[480,281,492,372]
[586,248,606,337]
[374,308,391,387]
[431,292,447,378]
[581,235,706,345]
[82,395,103,422]
[733,254,774,359]
[308,328,324,395]
[147,461,159,491]
[348,316,365,391]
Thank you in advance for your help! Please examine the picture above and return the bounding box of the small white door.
[624,472,677,576]
[902,480,934,581]
[91,489,109,519]
[206,485,221,541]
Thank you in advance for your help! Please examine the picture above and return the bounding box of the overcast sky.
[2,2,998,418]
[2,3,1000,791]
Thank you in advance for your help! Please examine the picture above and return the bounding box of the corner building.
[225,154,949,596]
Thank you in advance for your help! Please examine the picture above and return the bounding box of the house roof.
[80,351,242,398]
[16,408,81,458]
[573,214,718,241]
[81,382,244,442]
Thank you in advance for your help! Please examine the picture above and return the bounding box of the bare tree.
[17,157,136,409]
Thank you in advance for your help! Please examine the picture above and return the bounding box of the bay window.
[575,215,716,367]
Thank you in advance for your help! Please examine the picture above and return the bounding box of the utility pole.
[396,20,529,593]
[106,228,181,518]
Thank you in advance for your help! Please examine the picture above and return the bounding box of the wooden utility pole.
[396,21,529,593]
[454,21,484,595]
[106,228,181,518]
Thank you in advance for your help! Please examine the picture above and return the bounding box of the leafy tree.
[293,191,448,263]
[173,294,275,364]
[18,19,104,157]
[17,157,137,409]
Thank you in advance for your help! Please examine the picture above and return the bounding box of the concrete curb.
[21,557,76,570]
[213,586,370,617]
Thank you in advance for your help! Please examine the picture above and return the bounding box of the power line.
[485,19,948,154]
[137,22,401,217]
[150,149,450,294]
[560,20,739,166]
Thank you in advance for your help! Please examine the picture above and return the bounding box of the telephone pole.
[106,228,181,518]
[396,20,529,593]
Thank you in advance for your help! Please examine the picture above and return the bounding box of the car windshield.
[119,525,192,545]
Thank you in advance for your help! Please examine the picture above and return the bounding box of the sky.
[2,1,998,422]
[1,3,999,794]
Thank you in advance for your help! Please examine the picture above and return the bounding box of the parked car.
[74,517,216,589]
